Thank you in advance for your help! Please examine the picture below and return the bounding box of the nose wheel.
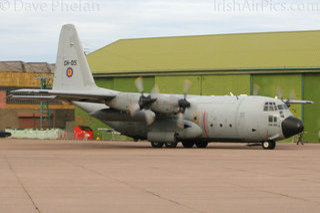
[262,140,276,150]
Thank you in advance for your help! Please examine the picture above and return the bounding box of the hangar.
[79,30,320,142]
[0,61,74,130]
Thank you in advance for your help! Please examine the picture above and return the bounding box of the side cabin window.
[279,111,285,118]
[278,104,288,118]
[264,102,278,112]
[268,115,279,126]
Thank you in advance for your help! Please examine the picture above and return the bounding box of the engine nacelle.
[106,93,140,112]
[89,109,146,122]
[176,121,202,140]
[107,93,182,115]
[151,95,180,114]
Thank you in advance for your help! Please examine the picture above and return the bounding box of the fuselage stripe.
[203,111,208,138]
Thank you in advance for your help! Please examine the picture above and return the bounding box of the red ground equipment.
[74,125,93,140]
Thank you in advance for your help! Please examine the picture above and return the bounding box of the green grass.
[74,107,132,141]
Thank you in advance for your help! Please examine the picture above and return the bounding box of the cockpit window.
[269,104,274,111]
[264,102,278,111]
[273,103,278,111]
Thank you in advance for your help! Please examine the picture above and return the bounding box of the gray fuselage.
[74,94,302,143]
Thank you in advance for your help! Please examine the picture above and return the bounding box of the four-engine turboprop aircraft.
[10,24,314,149]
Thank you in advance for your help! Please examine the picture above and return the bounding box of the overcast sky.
[0,0,320,62]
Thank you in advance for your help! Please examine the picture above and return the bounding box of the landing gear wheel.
[165,142,178,148]
[195,141,208,148]
[262,140,276,150]
[151,141,164,148]
[182,141,194,148]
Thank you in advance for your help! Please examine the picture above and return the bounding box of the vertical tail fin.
[53,24,97,90]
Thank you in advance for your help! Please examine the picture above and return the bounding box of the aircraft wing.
[283,99,314,104]
[10,88,117,103]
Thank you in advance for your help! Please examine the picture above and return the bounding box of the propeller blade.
[276,87,283,99]
[144,110,155,126]
[129,103,140,117]
[289,91,295,100]
[176,112,184,129]
[253,84,260,96]
[135,76,143,94]
[184,80,192,99]
[151,84,160,99]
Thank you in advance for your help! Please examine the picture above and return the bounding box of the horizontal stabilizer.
[9,95,57,102]
[10,88,117,103]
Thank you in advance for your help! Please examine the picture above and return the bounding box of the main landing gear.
[181,141,194,148]
[164,142,178,148]
[150,141,178,148]
[151,141,208,148]
[151,141,164,148]
[262,140,276,150]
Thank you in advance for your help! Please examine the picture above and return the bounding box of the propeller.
[276,87,296,108]
[130,77,157,125]
[177,80,192,128]
[151,84,160,99]
[253,84,260,96]
[276,86,283,100]
[285,90,296,108]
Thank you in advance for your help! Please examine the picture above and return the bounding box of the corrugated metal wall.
[202,75,250,95]
[155,76,201,95]
[304,74,320,142]
[252,74,302,120]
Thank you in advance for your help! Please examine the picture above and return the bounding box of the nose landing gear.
[262,140,276,150]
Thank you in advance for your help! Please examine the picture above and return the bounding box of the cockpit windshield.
[277,104,288,110]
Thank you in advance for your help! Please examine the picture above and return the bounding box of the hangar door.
[252,74,302,119]
[202,75,250,96]
[155,76,201,95]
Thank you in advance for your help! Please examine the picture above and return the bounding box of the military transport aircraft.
[10,24,313,149]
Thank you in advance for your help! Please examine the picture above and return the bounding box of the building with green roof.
[81,30,320,142]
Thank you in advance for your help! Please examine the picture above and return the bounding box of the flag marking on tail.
[66,67,73,78]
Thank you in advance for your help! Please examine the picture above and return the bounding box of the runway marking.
[5,155,41,213]
[60,158,203,213]
[229,181,318,204]
[221,165,320,205]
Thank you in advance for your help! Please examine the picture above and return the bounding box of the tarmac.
[0,139,320,213]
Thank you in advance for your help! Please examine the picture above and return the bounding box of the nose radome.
[281,116,304,138]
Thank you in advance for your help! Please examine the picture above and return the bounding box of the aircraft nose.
[281,116,304,138]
